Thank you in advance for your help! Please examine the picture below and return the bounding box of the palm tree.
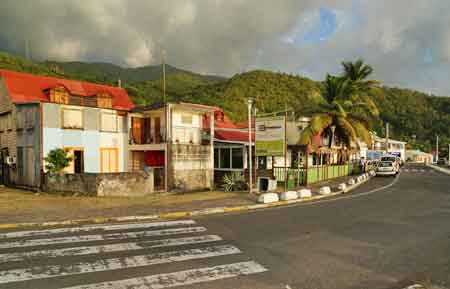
[298,75,373,148]
[341,59,380,118]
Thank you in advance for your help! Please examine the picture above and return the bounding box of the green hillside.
[0,51,448,153]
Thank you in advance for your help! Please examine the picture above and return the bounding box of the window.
[232,148,244,169]
[219,148,231,168]
[215,147,244,169]
[97,93,112,108]
[181,114,193,125]
[100,111,118,132]
[101,148,119,173]
[62,107,83,129]
[49,87,69,104]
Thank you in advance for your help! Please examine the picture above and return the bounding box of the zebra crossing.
[0,219,267,289]
[402,167,434,173]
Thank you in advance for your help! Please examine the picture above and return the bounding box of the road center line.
[0,234,222,263]
[60,261,267,289]
[0,226,207,249]
[0,220,196,239]
[0,245,242,284]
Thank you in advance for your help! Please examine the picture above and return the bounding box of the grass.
[0,186,249,219]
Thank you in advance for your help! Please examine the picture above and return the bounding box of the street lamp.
[247,99,254,194]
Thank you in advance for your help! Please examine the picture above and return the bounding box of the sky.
[1,0,450,95]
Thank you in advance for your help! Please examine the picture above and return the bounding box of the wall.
[0,77,18,184]
[171,109,203,145]
[168,144,213,192]
[15,103,41,188]
[44,171,154,197]
[42,103,128,173]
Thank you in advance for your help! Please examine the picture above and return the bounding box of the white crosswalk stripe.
[0,226,207,249]
[0,219,268,288]
[62,261,268,289]
[0,234,222,263]
[0,220,196,239]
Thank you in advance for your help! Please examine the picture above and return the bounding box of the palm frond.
[298,126,315,145]
[310,114,332,135]
[336,117,358,145]
[351,119,372,146]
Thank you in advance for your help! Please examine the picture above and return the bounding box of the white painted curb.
[297,189,312,198]
[257,193,279,204]
[347,178,356,185]
[319,186,331,195]
[428,164,450,176]
[280,191,298,201]
[338,183,347,191]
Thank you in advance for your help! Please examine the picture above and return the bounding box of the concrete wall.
[15,103,41,188]
[44,171,154,197]
[171,109,203,145]
[42,103,128,173]
[168,144,213,192]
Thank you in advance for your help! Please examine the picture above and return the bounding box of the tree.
[298,75,373,148]
[341,59,380,120]
[44,148,73,174]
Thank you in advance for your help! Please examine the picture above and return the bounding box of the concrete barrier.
[280,191,298,201]
[257,193,279,204]
[347,178,356,185]
[338,183,347,191]
[297,189,312,198]
[319,186,332,195]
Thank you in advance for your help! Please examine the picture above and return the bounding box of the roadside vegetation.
[1,51,449,154]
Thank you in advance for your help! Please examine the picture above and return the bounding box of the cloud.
[0,0,450,94]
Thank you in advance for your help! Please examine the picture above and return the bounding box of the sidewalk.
[0,173,367,227]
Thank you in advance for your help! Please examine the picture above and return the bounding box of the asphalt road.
[0,163,449,289]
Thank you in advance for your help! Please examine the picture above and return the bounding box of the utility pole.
[436,134,439,163]
[385,122,389,155]
[161,49,167,104]
[247,99,254,194]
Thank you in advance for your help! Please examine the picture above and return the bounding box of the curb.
[0,174,374,231]
[427,164,450,176]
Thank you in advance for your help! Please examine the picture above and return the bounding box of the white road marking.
[61,261,267,289]
[0,245,241,284]
[0,235,222,263]
[0,226,207,249]
[0,220,196,239]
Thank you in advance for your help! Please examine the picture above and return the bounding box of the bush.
[222,172,247,192]
[44,148,73,174]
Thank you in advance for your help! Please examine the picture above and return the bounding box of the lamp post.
[247,99,254,194]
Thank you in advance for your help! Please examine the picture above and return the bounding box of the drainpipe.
[247,99,253,194]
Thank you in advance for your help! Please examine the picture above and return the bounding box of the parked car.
[376,161,397,177]
[437,158,448,166]
[380,155,400,173]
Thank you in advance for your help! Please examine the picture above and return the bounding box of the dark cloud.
[0,0,449,94]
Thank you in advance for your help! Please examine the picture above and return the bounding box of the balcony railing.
[130,126,212,145]
[130,127,166,145]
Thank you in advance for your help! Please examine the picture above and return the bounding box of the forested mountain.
[1,51,449,153]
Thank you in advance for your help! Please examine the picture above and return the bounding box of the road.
[0,164,449,289]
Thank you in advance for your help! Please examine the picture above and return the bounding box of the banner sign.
[255,116,285,156]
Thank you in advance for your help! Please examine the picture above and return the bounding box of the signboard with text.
[255,116,285,156]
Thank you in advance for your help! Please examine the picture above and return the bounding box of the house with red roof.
[0,70,134,188]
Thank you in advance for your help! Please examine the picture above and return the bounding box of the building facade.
[128,102,215,192]
[0,70,134,188]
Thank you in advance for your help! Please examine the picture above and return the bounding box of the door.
[101,148,118,173]
[132,117,143,144]
[74,150,84,174]
[154,117,161,143]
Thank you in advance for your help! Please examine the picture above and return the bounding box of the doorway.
[73,150,84,174]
